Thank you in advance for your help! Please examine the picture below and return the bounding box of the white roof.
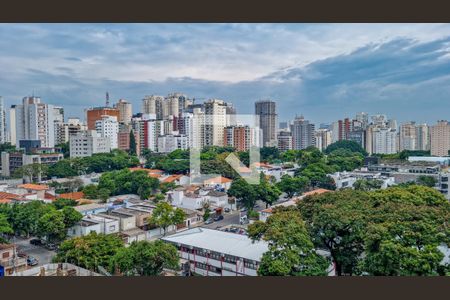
[162,228,268,262]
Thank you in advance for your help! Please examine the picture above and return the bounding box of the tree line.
[249,185,450,276]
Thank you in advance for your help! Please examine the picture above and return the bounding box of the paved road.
[202,210,241,229]
[13,237,56,266]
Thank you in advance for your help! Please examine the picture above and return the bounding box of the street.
[13,237,56,266]
[202,210,241,229]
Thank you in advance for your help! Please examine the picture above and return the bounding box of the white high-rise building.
[95,115,119,149]
[12,96,55,148]
[0,97,6,144]
[157,134,189,153]
[69,130,111,158]
[291,115,315,150]
[55,117,87,145]
[192,108,205,149]
[204,99,228,147]
[315,129,332,151]
[372,127,397,154]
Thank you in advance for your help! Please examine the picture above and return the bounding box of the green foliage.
[37,209,67,243]
[260,147,280,162]
[156,159,190,174]
[147,202,185,235]
[0,213,13,237]
[52,198,78,210]
[0,142,16,153]
[54,232,124,271]
[97,169,160,200]
[82,184,99,199]
[353,179,384,191]
[257,173,282,208]
[14,163,48,182]
[228,178,259,210]
[325,140,367,156]
[277,175,310,197]
[56,142,70,158]
[298,185,450,276]
[111,240,179,276]
[248,209,329,276]
[416,175,437,188]
[47,150,140,178]
[326,149,364,172]
[129,130,137,156]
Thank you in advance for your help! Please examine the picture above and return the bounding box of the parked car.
[213,215,224,221]
[224,208,231,213]
[27,256,39,266]
[240,207,247,212]
[204,218,214,225]
[45,243,57,251]
[29,239,42,246]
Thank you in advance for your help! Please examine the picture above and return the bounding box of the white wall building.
[157,134,189,153]
[69,130,111,158]
[162,227,269,276]
[372,127,397,154]
[95,115,119,149]
[12,96,55,148]
[0,96,7,143]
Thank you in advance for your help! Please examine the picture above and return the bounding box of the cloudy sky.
[1,23,450,125]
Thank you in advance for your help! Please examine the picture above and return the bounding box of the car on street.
[213,215,224,221]
[27,256,39,266]
[224,208,231,213]
[45,243,57,251]
[29,239,43,246]
[204,218,214,225]
[240,207,247,212]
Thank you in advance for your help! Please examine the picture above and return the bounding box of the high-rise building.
[136,115,165,153]
[0,97,6,144]
[277,130,293,152]
[372,127,397,154]
[291,115,315,150]
[142,95,164,119]
[86,106,120,130]
[95,115,119,149]
[430,121,450,156]
[355,112,369,129]
[12,96,55,148]
[223,125,252,152]
[157,134,189,153]
[118,124,132,153]
[69,130,111,158]
[204,99,229,147]
[255,100,278,147]
[115,99,132,124]
[55,117,87,145]
[315,129,332,151]
[415,124,430,151]
[399,122,417,151]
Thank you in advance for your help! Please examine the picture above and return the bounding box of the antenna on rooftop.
[106,92,110,107]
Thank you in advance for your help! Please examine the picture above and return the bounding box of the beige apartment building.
[430,120,450,156]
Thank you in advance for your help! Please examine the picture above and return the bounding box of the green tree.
[37,209,67,243]
[54,232,124,271]
[228,177,259,210]
[0,213,13,242]
[353,179,384,191]
[111,240,179,276]
[82,184,99,199]
[147,202,185,235]
[14,163,48,182]
[52,198,78,210]
[416,175,437,188]
[248,208,329,276]
[56,142,70,158]
[325,140,368,156]
[129,130,137,156]
[298,189,371,275]
[277,175,310,198]
[258,174,282,208]
[61,206,83,229]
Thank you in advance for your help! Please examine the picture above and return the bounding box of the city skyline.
[1,24,450,125]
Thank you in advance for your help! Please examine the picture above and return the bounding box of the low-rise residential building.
[73,203,109,216]
[68,214,120,238]
[11,263,101,276]
[119,228,147,245]
[367,161,440,184]
[0,244,28,276]
[98,210,136,231]
[203,176,232,190]
[162,227,269,276]
[330,171,395,190]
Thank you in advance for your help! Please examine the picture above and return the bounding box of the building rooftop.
[203,176,232,185]
[73,203,108,213]
[58,191,85,200]
[17,183,49,191]
[162,227,268,262]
